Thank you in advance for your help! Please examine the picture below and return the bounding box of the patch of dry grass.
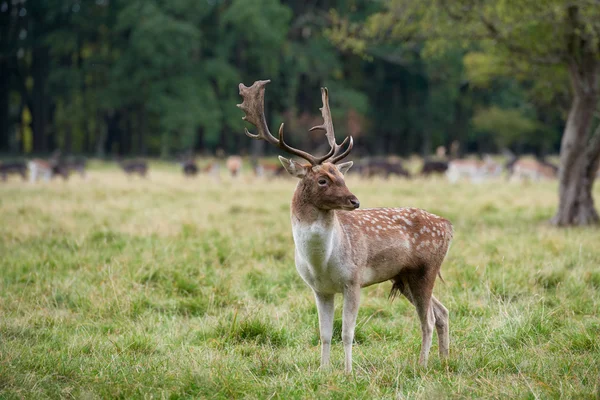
[0,161,599,398]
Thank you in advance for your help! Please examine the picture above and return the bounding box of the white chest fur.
[291,218,350,293]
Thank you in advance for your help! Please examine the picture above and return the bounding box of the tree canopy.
[329,0,600,225]
[0,0,579,159]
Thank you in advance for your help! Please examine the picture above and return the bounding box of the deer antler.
[309,87,354,164]
[237,80,334,166]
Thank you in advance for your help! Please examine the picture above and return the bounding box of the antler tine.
[309,87,353,164]
[278,123,335,165]
[238,80,322,165]
[330,136,353,164]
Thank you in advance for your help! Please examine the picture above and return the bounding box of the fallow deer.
[0,161,27,181]
[119,159,148,177]
[180,158,199,177]
[421,160,449,177]
[446,156,502,183]
[226,155,243,177]
[202,161,219,176]
[510,157,558,182]
[266,163,287,178]
[28,159,54,182]
[359,158,412,179]
[251,159,284,178]
[64,157,87,179]
[238,80,453,372]
[28,151,65,183]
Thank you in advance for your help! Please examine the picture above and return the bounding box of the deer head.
[238,80,359,211]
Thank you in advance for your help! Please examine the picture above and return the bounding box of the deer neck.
[291,185,339,224]
[290,186,341,266]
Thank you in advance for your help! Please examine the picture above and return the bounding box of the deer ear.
[278,156,308,178]
[336,161,353,175]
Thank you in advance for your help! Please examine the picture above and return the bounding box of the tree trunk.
[552,64,599,226]
[31,46,50,153]
[96,111,107,158]
[196,126,204,152]
[0,59,10,152]
[574,126,600,224]
[137,106,147,155]
[64,126,72,153]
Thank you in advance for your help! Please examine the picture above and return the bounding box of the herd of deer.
[1,150,597,184]
[0,153,249,182]
[0,152,87,183]
[0,154,148,182]
[181,148,569,183]
[177,151,572,182]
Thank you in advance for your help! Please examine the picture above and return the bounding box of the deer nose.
[349,197,360,209]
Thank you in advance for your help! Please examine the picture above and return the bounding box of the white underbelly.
[360,266,401,287]
[295,255,349,294]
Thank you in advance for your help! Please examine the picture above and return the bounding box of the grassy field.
[1,161,599,399]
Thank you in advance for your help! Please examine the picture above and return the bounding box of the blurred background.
[0,0,571,159]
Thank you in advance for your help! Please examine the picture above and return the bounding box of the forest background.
[0,0,574,158]
[3,0,600,226]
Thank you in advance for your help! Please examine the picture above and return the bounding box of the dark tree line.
[1,0,567,160]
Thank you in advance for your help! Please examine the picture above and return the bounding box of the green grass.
[1,163,599,399]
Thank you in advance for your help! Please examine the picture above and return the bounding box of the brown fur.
[238,79,453,371]
[291,164,358,219]
[288,161,453,368]
[335,207,453,294]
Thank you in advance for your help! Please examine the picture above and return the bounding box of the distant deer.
[238,80,453,372]
[179,155,199,177]
[182,160,199,176]
[119,159,148,178]
[251,159,283,178]
[51,162,71,181]
[226,155,243,177]
[359,158,411,179]
[28,152,67,182]
[510,157,558,182]
[421,160,449,177]
[446,155,502,183]
[64,157,87,178]
[256,162,286,178]
[0,161,27,181]
[28,159,53,182]
[421,145,451,177]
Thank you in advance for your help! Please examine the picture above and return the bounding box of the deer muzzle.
[347,196,360,210]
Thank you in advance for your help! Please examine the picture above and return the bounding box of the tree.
[3,0,571,172]
[471,106,538,150]
[330,0,600,226]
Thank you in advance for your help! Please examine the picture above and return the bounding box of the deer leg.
[431,296,449,359]
[398,277,449,363]
[29,166,36,183]
[406,275,435,367]
[313,292,334,369]
[342,283,361,374]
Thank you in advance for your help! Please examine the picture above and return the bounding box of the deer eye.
[318,178,328,186]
